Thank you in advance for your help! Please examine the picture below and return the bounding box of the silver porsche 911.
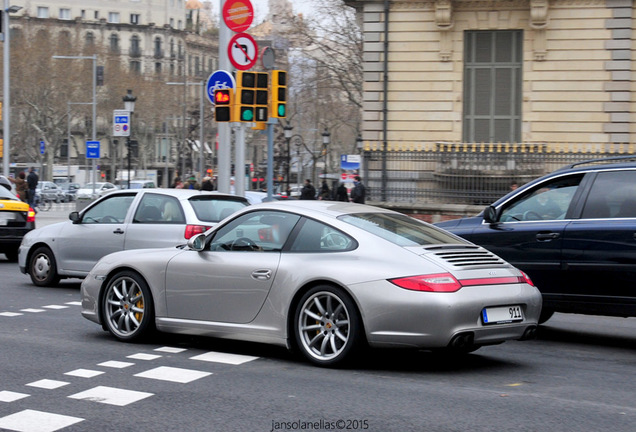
[81,201,542,367]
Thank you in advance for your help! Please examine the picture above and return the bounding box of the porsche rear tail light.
[519,270,535,287]
[389,273,462,292]
[184,224,211,239]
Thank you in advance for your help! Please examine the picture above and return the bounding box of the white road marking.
[68,386,153,406]
[0,409,83,432]
[134,366,212,383]
[190,351,259,365]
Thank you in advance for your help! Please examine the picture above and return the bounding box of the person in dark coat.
[318,180,331,200]
[335,183,348,202]
[299,179,316,200]
[350,175,366,204]
[26,167,38,207]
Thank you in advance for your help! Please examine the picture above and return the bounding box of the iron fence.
[361,143,636,205]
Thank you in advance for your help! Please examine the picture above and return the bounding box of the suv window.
[499,175,583,222]
[581,170,636,219]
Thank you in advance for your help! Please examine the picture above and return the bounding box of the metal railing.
[361,142,636,205]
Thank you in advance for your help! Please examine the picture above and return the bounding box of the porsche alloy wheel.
[102,271,154,341]
[295,286,362,366]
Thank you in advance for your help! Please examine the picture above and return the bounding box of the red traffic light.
[214,89,231,104]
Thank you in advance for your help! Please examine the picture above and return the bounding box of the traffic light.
[234,71,256,122]
[270,70,287,118]
[254,72,269,122]
[214,88,233,122]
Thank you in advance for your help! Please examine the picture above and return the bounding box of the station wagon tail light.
[184,224,211,239]
[27,207,36,223]
[390,273,462,292]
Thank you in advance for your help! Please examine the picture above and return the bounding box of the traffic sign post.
[113,110,130,137]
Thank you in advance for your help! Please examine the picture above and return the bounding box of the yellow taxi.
[0,178,35,261]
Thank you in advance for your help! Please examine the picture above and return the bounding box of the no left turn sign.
[228,33,258,71]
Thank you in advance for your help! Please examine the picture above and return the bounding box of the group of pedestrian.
[8,166,38,207]
[298,176,366,203]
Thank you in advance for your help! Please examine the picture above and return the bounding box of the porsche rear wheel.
[294,285,363,367]
[102,271,154,342]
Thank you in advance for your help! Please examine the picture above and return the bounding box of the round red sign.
[222,0,254,33]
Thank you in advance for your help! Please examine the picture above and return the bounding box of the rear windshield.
[339,212,466,247]
[189,196,249,222]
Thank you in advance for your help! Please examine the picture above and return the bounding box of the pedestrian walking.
[9,172,28,202]
[335,183,348,202]
[350,175,366,204]
[318,180,331,200]
[299,179,316,200]
[26,167,38,208]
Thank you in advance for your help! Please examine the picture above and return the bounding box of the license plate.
[482,305,523,325]
[0,213,12,226]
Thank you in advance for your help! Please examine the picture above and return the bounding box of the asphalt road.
[2,208,636,431]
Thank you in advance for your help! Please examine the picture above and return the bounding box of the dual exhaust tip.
[449,325,538,351]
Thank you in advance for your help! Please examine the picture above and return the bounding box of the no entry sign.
[228,33,258,70]
[223,0,254,33]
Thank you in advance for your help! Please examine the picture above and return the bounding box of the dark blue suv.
[436,156,636,323]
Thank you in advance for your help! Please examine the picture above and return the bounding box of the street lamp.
[356,134,363,151]
[122,89,136,189]
[283,125,293,194]
[2,3,23,176]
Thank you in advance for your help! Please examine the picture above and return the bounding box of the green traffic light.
[277,103,286,117]
[241,107,254,122]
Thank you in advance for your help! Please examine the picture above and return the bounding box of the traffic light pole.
[217,0,232,193]
[266,117,278,201]
[234,123,246,195]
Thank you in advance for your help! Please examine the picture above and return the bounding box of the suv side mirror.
[483,205,498,224]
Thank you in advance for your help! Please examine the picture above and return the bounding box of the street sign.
[113,110,130,137]
[40,141,45,155]
[341,154,361,170]
[228,33,258,71]
[206,70,236,105]
[222,0,254,33]
[86,141,100,159]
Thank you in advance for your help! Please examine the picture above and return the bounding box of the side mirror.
[483,205,498,224]
[69,211,81,223]
[187,233,207,252]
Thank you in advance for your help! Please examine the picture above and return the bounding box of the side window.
[134,193,185,224]
[209,211,300,252]
[291,219,356,252]
[582,171,636,219]
[82,195,134,224]
[499,175,583,222]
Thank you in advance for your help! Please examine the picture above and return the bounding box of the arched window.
[109,33,119,53]
[85,32,95,46]
[170,39,175,58]
[130,35,141,57]
[154,37,163,58]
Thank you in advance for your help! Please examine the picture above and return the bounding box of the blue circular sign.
[206,70,236,105]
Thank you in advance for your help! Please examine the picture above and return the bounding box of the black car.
[436,156,636,323]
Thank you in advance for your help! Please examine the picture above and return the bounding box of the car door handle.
[251,269,272,280]
[113,228,125,235]
[536,232,560,241]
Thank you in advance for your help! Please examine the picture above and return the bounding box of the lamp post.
[122,89,136,189]
[283,125,293,194]
[320,128,331,183]
[2,3,23,176]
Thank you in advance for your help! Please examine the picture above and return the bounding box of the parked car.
[127,180,156,189]
[57,182,81,202]
[36,181,66,203]
[75,182,117,200]
[0,183,35,261]
[80,200,541,367]
[435,156,636,323]
[18,189,250,286]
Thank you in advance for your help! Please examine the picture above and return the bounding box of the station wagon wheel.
[294,285,362,367]
[102,271,154,342]
[29,246,60,287]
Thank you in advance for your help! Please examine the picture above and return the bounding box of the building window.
[85,32,95,46]
[130,35,141,57]
[108,12,120,23]
[170,63,175,76]
[130,14,140,25]
[178,20,182,30]
[155,62,162,74]
[463,30,523,143]
[37,7,49,18]
[130,61,141,74]
[59,8,71,20]
[154,37,163,58]
[194,56,200,76]
[94,11,99,19]
[81,9,86,19]
[110,33,119,53]
[170,18,174,28]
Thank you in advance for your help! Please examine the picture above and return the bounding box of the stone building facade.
[344,0,635,151]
